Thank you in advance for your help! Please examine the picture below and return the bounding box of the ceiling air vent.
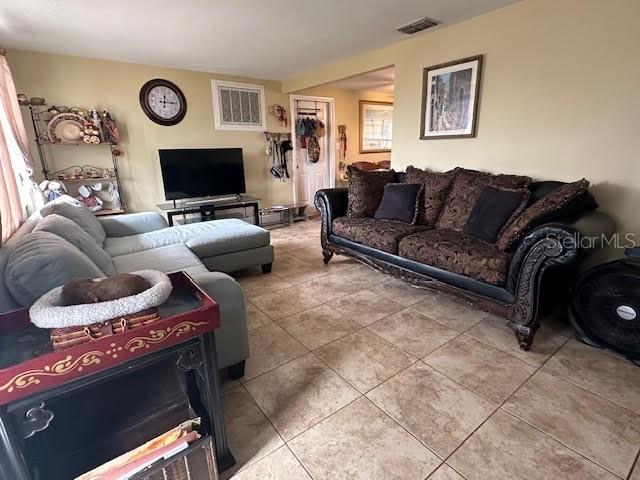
[397,17,440,34]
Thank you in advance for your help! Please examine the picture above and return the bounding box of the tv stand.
[158,195,260,226]
[182,194,243,207]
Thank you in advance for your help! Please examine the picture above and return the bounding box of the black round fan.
[570,258,640,364]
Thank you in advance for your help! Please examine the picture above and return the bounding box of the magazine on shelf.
[76,418,201,480]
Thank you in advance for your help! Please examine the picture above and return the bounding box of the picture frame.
[420,55,483,140]
[359,100,393,153]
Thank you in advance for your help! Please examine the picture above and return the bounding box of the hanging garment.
[314,119,326,138]
[307,136,320,163]
[295,118,307,148]
[269,136,284,180]
[280,140,292,178]
[304,118,315,137]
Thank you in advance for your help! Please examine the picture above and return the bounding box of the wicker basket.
[50,308,160,351]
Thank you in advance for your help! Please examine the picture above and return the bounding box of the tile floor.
[222,218,640,480]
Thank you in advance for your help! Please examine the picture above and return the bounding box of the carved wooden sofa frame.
[315,188,615,350]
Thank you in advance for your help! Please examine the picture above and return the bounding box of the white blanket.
[29,270,173,328]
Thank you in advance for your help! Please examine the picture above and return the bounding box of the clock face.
[139,79,187,125]
[148,85,181,119]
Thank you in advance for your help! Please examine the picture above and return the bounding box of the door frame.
[289,94,336,204]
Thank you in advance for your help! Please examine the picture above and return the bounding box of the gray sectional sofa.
[0,195,274,376]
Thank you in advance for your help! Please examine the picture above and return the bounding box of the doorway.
[289,95,335,208]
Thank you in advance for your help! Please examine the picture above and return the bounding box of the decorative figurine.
[269,104,288,127]
[90,109,104,141]
[77,184,103,212]
[101,110,120,144]
[39,180,68,202]
[108,181,122,209]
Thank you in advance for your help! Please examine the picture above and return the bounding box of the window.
[359,100,393,153]
[212,80,266,131]
[0,54,40,243]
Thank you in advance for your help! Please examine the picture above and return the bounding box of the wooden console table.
[0,272,234,480]
[158,195,260,226]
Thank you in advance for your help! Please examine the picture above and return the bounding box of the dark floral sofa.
[315,166,616,350]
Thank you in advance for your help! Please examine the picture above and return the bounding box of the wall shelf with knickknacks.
[27,103,126,216]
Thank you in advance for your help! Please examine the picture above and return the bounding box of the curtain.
[0,52,34,244]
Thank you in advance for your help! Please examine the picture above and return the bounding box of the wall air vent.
[397,17,441,34]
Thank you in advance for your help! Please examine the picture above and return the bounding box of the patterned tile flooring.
[222,218,640,480]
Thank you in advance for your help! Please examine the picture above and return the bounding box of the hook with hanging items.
[265,132,292,182]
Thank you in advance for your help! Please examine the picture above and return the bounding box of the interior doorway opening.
[289,95,336,209]
[290,66,395,193]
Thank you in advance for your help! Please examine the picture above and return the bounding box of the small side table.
[0,272,234,480]
[260,203,309,228]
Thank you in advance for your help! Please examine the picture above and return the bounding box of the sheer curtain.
[0,50,36,244]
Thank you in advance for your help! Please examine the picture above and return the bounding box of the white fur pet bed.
[29,270,173,329]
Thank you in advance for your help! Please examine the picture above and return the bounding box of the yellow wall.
[283,0,640,248]
[294,86,393,184]
[8,50,292,213]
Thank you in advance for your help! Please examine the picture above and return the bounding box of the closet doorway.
[289,95,335,208]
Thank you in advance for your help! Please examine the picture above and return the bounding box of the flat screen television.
[159,148,246,200]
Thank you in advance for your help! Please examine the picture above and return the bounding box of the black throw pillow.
[374,183,423,224]
[464,186,528,243]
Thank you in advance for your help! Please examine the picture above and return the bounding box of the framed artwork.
[420,55,483,139]
[359,100,393,153]
[212,80,266,131]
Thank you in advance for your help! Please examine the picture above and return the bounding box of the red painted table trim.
[0,272,220,405]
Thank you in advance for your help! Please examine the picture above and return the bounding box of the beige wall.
[8,50,292,213]
[295,85,393,175]
[283,0,640,250]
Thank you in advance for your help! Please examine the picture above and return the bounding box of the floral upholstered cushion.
[405,166,457,227]
[436,168,531,232]
[398,229,512,286]
[332,217,426,254]
[346,165,396,217]
[497,179,590,251]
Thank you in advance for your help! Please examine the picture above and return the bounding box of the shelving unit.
[28,105,126,215]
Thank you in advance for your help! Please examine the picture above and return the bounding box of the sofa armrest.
[507,210,616,289]
[504,210,616,348]
[314,188,348,240]
[190,271,248,369]
[98,212,169,237]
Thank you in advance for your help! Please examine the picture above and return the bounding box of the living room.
[1,0,639,479]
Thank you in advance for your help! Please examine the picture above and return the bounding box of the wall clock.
[139,79,187,126]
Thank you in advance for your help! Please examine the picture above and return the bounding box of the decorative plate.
[47,113,86,143]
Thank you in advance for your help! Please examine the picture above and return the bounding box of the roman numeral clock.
[139,78,187,125]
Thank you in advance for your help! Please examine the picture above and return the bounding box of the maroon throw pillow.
[436,168,531,232]
[346,165,395,217]
[497,179,590,251]
[405,166,457,227]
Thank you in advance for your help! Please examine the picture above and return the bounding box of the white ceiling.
[0,0,520,80]
[327,67,395,94]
